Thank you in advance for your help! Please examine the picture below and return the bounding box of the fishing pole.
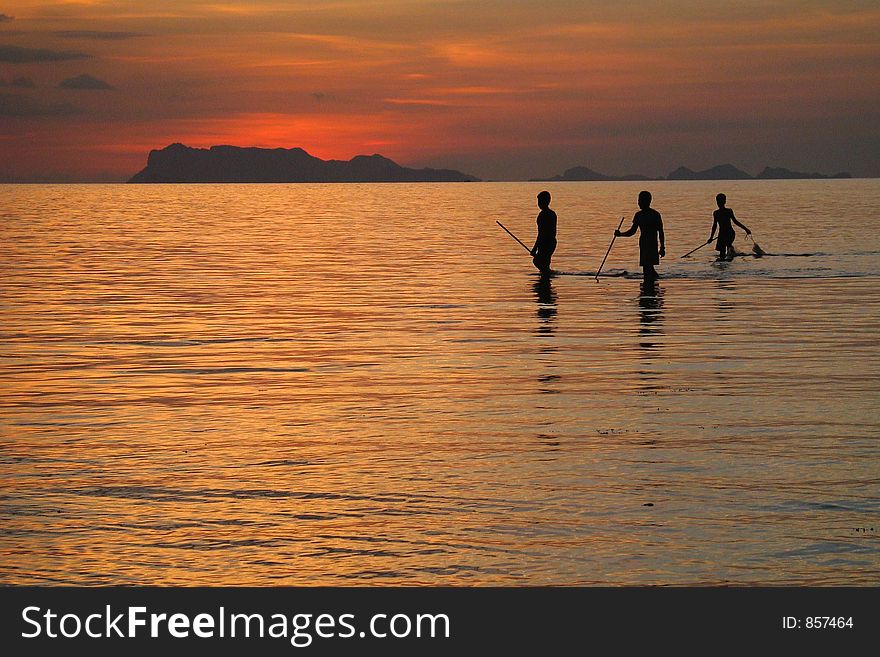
[680,233,766,258]
[596,217,625,281]
[680,236,719,258]
[496,221,532,255]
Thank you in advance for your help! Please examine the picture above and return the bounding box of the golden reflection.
[2,182,879,585]
[637,280,664,353]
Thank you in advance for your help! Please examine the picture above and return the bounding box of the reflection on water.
[715,279,737,318]
[533,275,559,397]
[1,181,879,585]
[636,281,664,393]
[533,275,558,329]
[637,280,664,351]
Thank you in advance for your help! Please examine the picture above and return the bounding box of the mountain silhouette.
[538,163,853,181]
[534,165,652,182]
[756,166,851,180]
[666,164,752,180]
[129,143,479,183]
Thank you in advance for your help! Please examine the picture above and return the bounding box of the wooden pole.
[596,217,625,281]
[496,221,532,255]
[680,236,718,258]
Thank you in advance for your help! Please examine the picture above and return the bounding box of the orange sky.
[1,1,878,181]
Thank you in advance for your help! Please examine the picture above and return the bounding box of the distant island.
[534,163,852,182]
[538,166,652,182]
[129,143,479,183]
[754,166,852,180]
[128,145,855,183]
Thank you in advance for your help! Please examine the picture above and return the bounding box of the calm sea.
[1,180,878,585]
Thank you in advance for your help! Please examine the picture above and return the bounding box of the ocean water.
[1,179,878,585]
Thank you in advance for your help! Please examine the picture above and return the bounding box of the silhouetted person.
[709,193,750,261]
[615,191,665,281]
[531,191,557,274]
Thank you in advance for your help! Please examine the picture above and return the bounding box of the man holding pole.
[615,191,665,281]
[709,193,751,261]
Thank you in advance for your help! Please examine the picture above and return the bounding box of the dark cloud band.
[54,30,147,41]
[0,45,90,63]
[0,76,36,88]
[0,92,79,117]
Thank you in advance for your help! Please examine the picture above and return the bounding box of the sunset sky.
[1,0,878,181]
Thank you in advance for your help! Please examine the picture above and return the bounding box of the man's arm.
[658,215,666,257]
[731,211,751,234]
[616,217,638,238]
[531,215,541,254]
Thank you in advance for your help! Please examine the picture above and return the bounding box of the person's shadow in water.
[715,279,736,318]
[637,279,664,350]
[532,274,560,394]
[636,280,664,393]
[533,274,557,334]
[532,274,561,450]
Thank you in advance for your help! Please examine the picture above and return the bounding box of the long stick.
[496,221,532,255]
[680,236,718,258]
[596,217,625,281]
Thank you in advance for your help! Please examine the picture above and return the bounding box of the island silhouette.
[128,144,854,183]
[129,143,480,183]
[538,166,651,182]
[533,164,851,182]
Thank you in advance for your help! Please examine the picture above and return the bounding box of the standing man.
[531,190,557,274]
[615,190,665,281]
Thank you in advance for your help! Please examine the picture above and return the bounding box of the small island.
[129,143,480,183]
[534,163,852,182]
[536,166,651,182]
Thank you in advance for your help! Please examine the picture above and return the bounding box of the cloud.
[0,45,90,63]
[0,76,36,88]
[311,92,337,102]
[54,30,148,41]
[0,93,79,117]
[384,97,455,107]
[0,14,13,23]
[58,74,114,90]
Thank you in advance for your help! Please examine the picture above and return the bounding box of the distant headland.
[129,143,479,183]
[128,144,856,183]
[534,163,852,182]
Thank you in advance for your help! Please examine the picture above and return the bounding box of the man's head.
[537,191,551,209]
[716,193,727,208]
[638,190,652,209]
